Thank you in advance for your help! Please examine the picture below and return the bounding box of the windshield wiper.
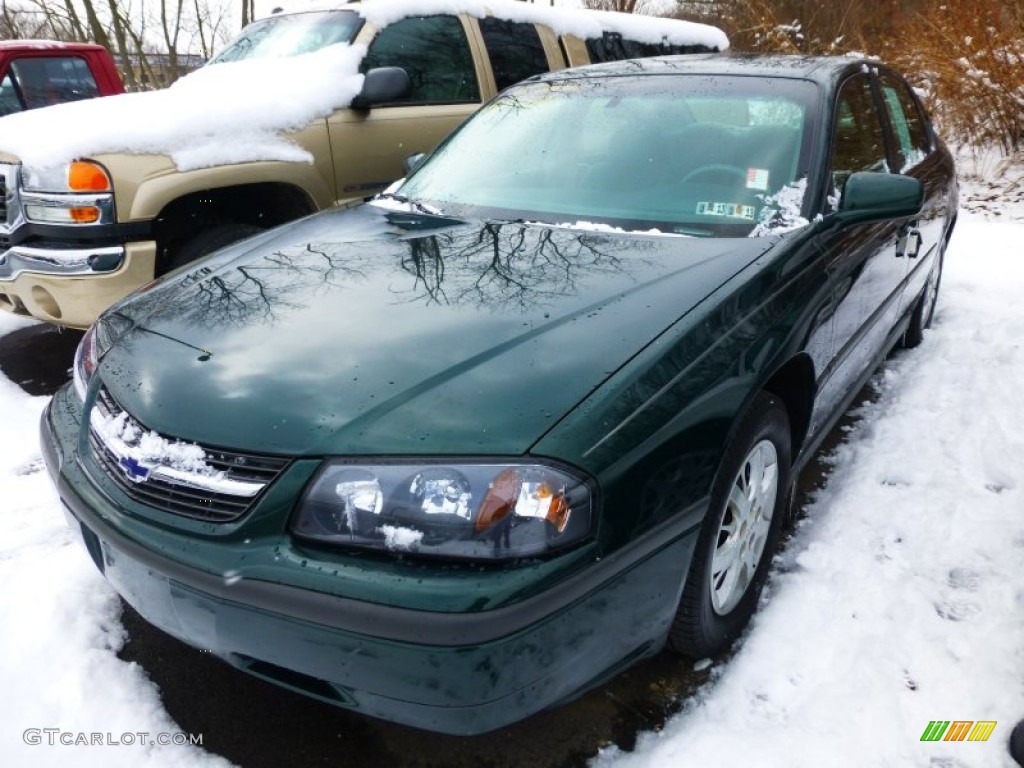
[375,191,443,216]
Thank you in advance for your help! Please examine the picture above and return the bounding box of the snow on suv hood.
[0,1,726,173]
[0,42,367,172]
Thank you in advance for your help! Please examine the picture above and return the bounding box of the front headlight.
[22,160,114,226]
[23,160,112,193]
[292,460,595,561]
[72,325,99,401]
[72,313,133,401]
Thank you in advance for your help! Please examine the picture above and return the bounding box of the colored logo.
[920,721,997,742]
[118,455,152,483]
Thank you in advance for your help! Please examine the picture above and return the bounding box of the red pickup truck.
[0,40,124,116]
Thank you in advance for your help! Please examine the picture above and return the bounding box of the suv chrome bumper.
[0,244,125,279]
[1,161,123,279]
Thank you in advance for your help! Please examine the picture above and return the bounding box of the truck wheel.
[163,223,262,274]
[668,391,791,658]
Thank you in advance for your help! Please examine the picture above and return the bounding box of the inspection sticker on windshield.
[696,201,756,220]
[746,168,770,190]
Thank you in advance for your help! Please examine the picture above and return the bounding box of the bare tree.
[583,0,641,13]
[240,0,254,28]
[2,0,235,89]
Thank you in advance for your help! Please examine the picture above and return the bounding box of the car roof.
[0,40,108,53]
[533,53,878,88]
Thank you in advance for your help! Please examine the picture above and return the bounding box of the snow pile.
[595,215,1024,766]
[93,410,210,474]
[378,524,425,551]
[358,0,728,49]
[0,317,231,768]
[750,178,810,236]
[0,42,366,173]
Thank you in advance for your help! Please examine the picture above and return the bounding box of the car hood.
[96,204,775,456]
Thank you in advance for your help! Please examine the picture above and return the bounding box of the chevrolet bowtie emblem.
[118,455,152,483]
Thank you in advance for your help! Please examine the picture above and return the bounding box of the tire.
[901,249,943,349]
[162,223,263,275]
[668,391,791,658]
[1011,719,1024,767]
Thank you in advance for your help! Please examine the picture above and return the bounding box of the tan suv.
[0,0,726,328]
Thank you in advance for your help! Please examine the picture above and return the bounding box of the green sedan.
[42,54,957,734]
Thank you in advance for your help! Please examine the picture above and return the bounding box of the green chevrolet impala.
[42,55,957,734]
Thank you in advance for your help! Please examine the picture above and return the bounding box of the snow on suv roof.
[0,0,726,173]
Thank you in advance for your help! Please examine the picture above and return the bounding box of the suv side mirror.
[404,153,426,175]
[834,172,923,226]
[351,67,411,110]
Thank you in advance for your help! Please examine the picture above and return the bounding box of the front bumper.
[0,241,157,327]
[41,385,700,734]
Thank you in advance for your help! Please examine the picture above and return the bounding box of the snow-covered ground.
[596,218,1024,767]
[1,160,1021,767]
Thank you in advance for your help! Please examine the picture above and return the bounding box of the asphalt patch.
[0,323,82,396]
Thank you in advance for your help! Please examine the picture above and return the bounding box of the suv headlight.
[292,460,595,561]
[21,160,114,225]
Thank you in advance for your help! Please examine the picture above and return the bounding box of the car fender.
[93,122,337,224]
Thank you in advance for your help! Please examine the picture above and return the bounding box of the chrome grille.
[0,162,24,240]
[89,387,290,522]
[0,169,8,225]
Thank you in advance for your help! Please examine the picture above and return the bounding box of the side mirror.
[351,67,410,110]
[404,153,426,175]
[834,172,923,226]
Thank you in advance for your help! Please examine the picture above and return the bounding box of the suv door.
[327,14,488,201]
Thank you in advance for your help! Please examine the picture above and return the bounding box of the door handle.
[896,226,922,259]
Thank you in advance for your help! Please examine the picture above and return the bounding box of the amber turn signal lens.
[68,161,111,192]
[69,206,101,223]
[475,468,522,532]
[545,493,571,533]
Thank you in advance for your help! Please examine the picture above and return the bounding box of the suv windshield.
[398,73,818,237]
[211,10,363,62]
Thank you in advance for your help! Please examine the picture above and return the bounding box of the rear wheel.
[901,250,943,349]
[162,223,262,275]
[668,391,791,658]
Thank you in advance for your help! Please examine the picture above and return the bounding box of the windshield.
[397,73,819,237]
[211,10,363,62]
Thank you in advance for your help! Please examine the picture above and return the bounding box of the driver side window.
[830,74,887,200]
[362,16,480,105]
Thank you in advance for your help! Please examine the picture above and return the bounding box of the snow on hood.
[0,0,726,174]
[0,42,367,173]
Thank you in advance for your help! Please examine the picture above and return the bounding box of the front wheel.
[668,391,791,658]
[161,222,263,275]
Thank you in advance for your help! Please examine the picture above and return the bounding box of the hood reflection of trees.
[132,218,653,326]
[395,223,642,309]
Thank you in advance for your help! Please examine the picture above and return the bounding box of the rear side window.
[479,17,549,92]
[585,32,711,64]
[4,57,99,111]
[363,15,480,104]
[878,74,932,172]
